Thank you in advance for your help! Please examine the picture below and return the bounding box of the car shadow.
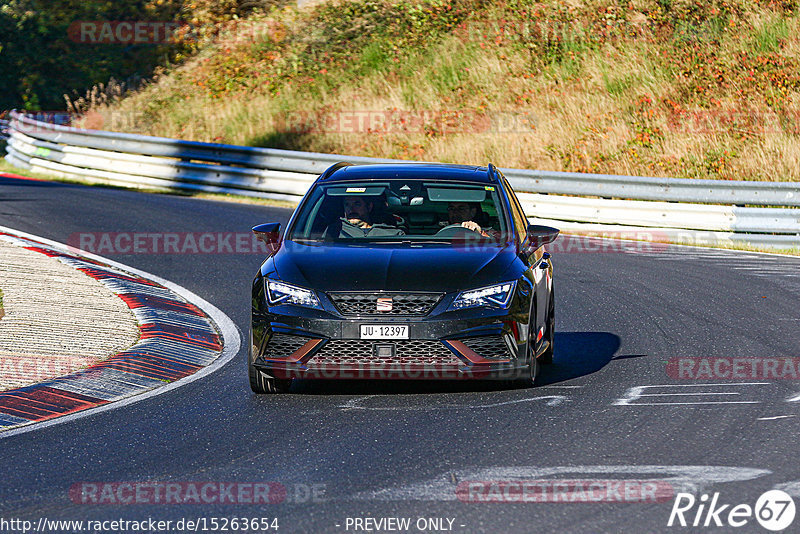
[289,331,621,395]
[535,331,621,386]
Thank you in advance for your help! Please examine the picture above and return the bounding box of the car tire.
[514,347,539,389]
[538,288,555,365]
[513,310,541,389]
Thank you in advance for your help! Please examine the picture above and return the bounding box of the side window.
[503,179,528,245]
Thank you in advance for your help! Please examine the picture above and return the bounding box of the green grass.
[602,65,638,97]
[752,16,790,53]
[0,160,56,182]
[72,0,800,183]
[359,42,392,75]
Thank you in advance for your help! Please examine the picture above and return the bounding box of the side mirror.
[252,222,282,254]
[525,224,560,251]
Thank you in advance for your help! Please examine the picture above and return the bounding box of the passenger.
[446,202,498,239]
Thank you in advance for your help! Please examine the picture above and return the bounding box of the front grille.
[308,339,462,367]
[460,335,513,359]
[328,292,442,317]
[262,333,310,359]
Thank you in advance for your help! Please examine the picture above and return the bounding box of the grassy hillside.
[83,0,800,181]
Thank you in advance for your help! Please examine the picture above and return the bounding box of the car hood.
[269,241,519,292]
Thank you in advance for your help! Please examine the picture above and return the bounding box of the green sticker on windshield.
[485,186,495,191]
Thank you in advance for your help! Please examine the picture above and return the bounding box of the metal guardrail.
[4,110,800,249]
[517,193,800,234]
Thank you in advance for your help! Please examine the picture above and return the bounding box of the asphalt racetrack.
[2,175,800,533]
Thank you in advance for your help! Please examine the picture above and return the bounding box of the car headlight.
[449,281,517,311]
[265,280,321,309]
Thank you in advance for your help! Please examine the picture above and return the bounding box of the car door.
[503,178,548,337]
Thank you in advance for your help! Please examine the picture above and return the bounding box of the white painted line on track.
[0,224,242,439]
[339,394,568,411]
[775,481,800,497]
[354,465,772,502]
[622,402,761,406]
[614,383,770,406]
[757,415,796,421]
[637,392,744,396]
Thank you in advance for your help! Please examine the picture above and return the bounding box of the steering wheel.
[435,223,479,238]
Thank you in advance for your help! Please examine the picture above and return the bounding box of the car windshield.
[287,180,509,244]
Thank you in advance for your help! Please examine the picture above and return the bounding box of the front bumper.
[251,311,531,381]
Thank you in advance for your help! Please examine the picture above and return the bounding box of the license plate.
[360,325,409,339]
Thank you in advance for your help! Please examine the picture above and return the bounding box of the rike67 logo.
[668,490,795,531]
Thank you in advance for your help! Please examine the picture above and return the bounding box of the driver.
[329,196,405,238]
[446,202,497,238]
[344,196,374,229]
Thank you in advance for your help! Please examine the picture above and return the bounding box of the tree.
[0,0,185,110]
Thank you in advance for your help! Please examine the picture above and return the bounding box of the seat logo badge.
[376,298,393,312]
